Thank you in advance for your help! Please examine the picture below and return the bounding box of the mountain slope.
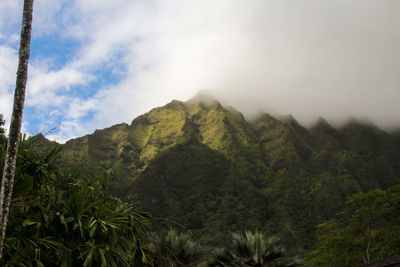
[35,98,400,253]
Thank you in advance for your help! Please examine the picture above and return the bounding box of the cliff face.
[37,98,400,251]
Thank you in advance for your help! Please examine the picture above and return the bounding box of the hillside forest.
[1,98,399,266]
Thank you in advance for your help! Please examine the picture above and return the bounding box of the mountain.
[35,97,400,253]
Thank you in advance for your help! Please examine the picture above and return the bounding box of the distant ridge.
[32,97,400,254]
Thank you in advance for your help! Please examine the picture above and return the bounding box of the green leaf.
[99,249,107,267]
[78,218,84,239]
[89,223,98,237]
[140,247,147,263]
[22,219,40,227]
[83,248,94,267]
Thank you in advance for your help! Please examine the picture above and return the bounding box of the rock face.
[37,98,400,252]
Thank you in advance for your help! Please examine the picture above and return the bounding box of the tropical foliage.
[305,186,400,266]
[151,229,203,267]
[0,137,153,266]
[209,231,302,267]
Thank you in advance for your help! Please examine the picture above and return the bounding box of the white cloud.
[65,97,98,120]
[2,0,400,141]
[64,0,400,130]
[32,0,70,36]
[0,0,21,32]
[27,66,93,107]
[0,45,18,129]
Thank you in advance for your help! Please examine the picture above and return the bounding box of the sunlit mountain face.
[34,98,400,252]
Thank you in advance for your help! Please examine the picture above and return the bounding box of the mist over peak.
[181,91,398,133]
[186,91,218,106]
[9,0,398,142]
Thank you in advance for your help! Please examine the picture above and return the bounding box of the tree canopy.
[306,186,400,266]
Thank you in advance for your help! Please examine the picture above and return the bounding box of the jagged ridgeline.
[35,97,400,253]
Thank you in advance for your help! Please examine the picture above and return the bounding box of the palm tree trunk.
[0,0,34,260]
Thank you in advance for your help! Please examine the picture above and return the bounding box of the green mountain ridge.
[35,98,400,253]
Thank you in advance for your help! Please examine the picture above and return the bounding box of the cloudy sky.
[1,0,400,142]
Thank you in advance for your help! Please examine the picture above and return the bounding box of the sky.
[1,0,400,142]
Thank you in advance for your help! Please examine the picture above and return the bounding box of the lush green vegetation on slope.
[0,131,302,266]
[35,98,400,256]
[306,185,400,266]
[130,137,270,246]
